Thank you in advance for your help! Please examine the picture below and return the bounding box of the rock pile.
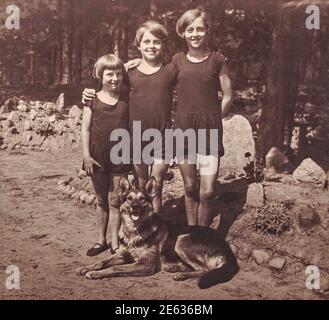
[0,97,82,152]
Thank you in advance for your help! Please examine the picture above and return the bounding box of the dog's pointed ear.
[119,177,131,199]
[145,176,157,199]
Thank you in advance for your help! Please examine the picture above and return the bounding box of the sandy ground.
[0,150,325,300]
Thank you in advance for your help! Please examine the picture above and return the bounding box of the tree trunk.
[120,24,128,62]
[60,0,74,85]
[0,58,5,85]
[255,1,312,169]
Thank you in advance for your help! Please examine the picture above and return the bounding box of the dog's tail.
[198,258,239,289]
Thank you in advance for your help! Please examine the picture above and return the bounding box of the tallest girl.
[173,8,233,227]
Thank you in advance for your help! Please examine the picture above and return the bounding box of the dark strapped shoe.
[110,245,119,255]
[86,243,108,257]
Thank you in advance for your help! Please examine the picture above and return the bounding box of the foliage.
[253,202,292,236]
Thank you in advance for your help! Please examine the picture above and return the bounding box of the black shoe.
[86,243,108,257]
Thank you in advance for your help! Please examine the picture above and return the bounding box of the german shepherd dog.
[76,177,239,289]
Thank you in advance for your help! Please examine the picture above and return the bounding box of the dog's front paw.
[76,267,89,275]
[85,271,103,280]
[173,273,188,281]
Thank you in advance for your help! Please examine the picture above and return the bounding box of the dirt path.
[0,151,323,300]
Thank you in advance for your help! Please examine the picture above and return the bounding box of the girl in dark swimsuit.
[173,8,233,226]
[81,54,130,256]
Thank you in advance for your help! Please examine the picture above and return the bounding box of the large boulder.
[221,115,255,173]
[3,98,18,113]
[7,111,20,124]
[45,102,55,115]
[265,147,291,172]
[56,93,65,111]
[68,105,82,119]
[293,158,326,184]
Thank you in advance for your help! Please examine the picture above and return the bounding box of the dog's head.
[119,177,157,223]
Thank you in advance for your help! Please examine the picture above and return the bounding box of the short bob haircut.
[134,20,168,47]
[176,8,210,38]
[93,54,125,80]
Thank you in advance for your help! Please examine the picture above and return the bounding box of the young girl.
[128,20,177,213]
[83,21,177,214]
[173,8,233,226]
[81,54,130,256]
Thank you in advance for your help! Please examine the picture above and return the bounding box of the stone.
[71,191,80,200]
[8,111,20,123]
[293,158,326,185]
[237,244,252,260]
[30,134,45,147]
[30,109,37,121]
[79,191,87,203]
[265,147,291,172]
[24,121,32,131]
[252,249,270,265]
[35,101,42,110]
[85,195,96,205]
[48,115,57,123]
[68,105,82,119]
[45,102,55,115]
[67,187,76,197]
[221,115,255,174]
[67,118,76,130]
[62,185,72,195]
[17,103,28,112]
[8,143,16,150]
[3,98,18,113]
[245,183,265,207]
[78,169,87,179]
[26,134,33,142]
[9,127,18,134]
[269,256,286,271]
[297,204,320,229]
[56,93,65,111]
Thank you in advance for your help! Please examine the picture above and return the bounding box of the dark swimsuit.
[172,52,227,158]
[84,95,131,174]
[127,63,177,162]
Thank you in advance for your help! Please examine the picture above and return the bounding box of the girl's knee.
[199,189,215,202]
[109,192,121,209]
[95,193,109,211]
[184,181,198,198]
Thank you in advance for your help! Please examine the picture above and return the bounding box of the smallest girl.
[81,54,130,256]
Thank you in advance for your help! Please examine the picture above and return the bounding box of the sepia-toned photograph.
[0,0,328,302]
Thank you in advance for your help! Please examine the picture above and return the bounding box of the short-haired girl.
[81,54,130,256]
[173,8,233,226]
[128,20,177,213]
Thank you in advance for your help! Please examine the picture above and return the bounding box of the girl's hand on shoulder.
[124,58,142,71]
[82,88,96,105]
[83,156,102,176]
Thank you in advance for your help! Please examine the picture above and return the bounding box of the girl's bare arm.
[81,106,101,176]
[219,63,233,118]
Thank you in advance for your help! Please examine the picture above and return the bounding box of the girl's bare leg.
[133,163,149,189]
[108,173,127,251]
[151,161,169,213]
[198,155,219,226]
[178,159,199,226]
